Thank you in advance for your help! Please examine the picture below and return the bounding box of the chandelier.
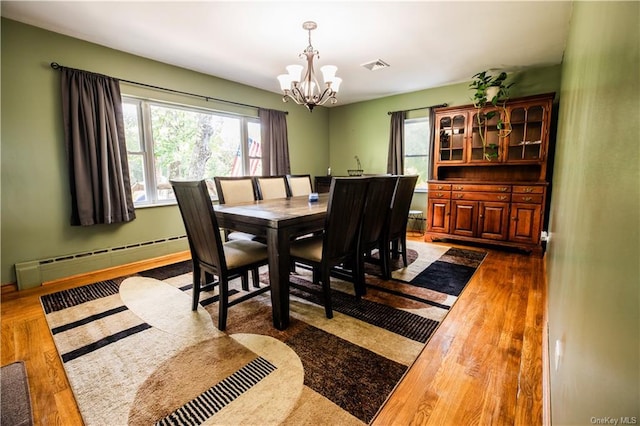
[277,21,342,112]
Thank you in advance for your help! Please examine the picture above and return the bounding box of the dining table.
[214,193,329,330]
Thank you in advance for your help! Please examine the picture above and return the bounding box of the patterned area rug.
[41,241,485,425]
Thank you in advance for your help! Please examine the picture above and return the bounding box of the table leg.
[267,227,291,330]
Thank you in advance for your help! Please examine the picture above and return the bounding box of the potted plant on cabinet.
[469,71,514,160]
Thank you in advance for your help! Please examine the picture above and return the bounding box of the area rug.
[41,241,485,425]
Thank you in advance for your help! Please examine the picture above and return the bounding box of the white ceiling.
[1,1,573,106]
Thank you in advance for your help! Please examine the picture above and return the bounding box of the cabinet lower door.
[509,203,542,244]
[427,199,450,233]
[451,201,478,237]
[478,202,510,240]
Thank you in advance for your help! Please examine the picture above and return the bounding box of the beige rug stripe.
[44,293,124,328]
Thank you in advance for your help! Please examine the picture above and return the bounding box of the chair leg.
[192,266,202,311]
[400,235,408,267]
[218,278,229,331]
[320,265,333,319]
[252,267,261,288]
[380,243,392,280]
[241,272,249,291]
[355,252,366,298]
[391,239,400,260]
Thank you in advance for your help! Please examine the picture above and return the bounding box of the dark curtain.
[258,108,291,176]
[61,68,136,226]
[428,107,436,180]
[387,111,406,174]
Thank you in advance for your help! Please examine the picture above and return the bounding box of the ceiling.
[1,1,573,106]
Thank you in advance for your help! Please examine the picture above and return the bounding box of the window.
[122,98,261,205]
[404,117,430,190]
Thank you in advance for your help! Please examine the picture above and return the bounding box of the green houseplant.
[469,71,514,160]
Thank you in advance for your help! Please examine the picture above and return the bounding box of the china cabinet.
[426,93,554,254]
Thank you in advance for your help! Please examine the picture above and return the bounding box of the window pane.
[405,156,428,190]
[247,121,262,176]
[128,154,147,202]
[404,118,430,190]
[149,104,242,200]
[123,102,142,152]
[405,120,429,155]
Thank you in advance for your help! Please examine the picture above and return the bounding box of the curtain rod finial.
[50,62,61,70]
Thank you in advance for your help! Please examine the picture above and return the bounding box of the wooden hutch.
[425,93,554,255]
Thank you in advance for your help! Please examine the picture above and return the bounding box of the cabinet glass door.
[507,104,545,160]
[438,114,466,162]
[471,107,501,161]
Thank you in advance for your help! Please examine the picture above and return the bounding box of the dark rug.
[40,241,485,425]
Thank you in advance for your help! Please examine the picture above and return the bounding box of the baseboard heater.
[14,235,189,290]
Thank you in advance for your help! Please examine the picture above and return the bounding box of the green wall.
[547,2,639,424]
[327,65,562,214]
[0,19,329,287]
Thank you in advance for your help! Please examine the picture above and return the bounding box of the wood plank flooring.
[1,237,545,425]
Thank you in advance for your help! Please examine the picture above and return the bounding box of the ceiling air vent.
[361,59,390,71]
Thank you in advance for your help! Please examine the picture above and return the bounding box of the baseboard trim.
[2,251,191,297]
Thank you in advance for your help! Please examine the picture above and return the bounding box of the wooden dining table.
[214,194,329,330]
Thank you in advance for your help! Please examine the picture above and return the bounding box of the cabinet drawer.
[428,183,452,191]
[452,192,511,202]
[512,194,544,204]
[512,185,544,194]
[429,191,451,199]
[450,184,511,193]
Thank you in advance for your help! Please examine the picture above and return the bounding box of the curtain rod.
[387,103,448,115]
[50,62,288,115]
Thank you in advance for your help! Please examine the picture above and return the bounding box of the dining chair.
[378,174,419,279]
[253,176,289,200]
[286,174,313,197]
[170,180,270,331]
[214,176,258,241]
[289,177,370,319]
[354,175,398,295]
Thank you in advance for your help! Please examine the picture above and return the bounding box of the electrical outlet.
[541,231,550,242]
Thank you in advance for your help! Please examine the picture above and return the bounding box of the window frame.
[122,96,260,207]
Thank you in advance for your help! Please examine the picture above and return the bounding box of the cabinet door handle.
[454,193,464,199]
[522,196,533,202]
[497,195,508,201]
[453,186,464,191]
[437,185,444,190]
[524,187,534,193]
[436,193,445,198]
[479,214,484,219]
[498,187,509,192]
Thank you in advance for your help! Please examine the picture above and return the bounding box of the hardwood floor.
[0,236,545,425]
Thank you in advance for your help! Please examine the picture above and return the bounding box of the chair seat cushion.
[290,235,323,263]
[223,240,268,269]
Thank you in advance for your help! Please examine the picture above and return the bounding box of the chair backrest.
[253,176,289,200]
[359,176,398,250]
[214,176,256,205]
[171,180,226,272]
[286,174,313,197]
[322,177,370,264]
[387,175,419,239]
